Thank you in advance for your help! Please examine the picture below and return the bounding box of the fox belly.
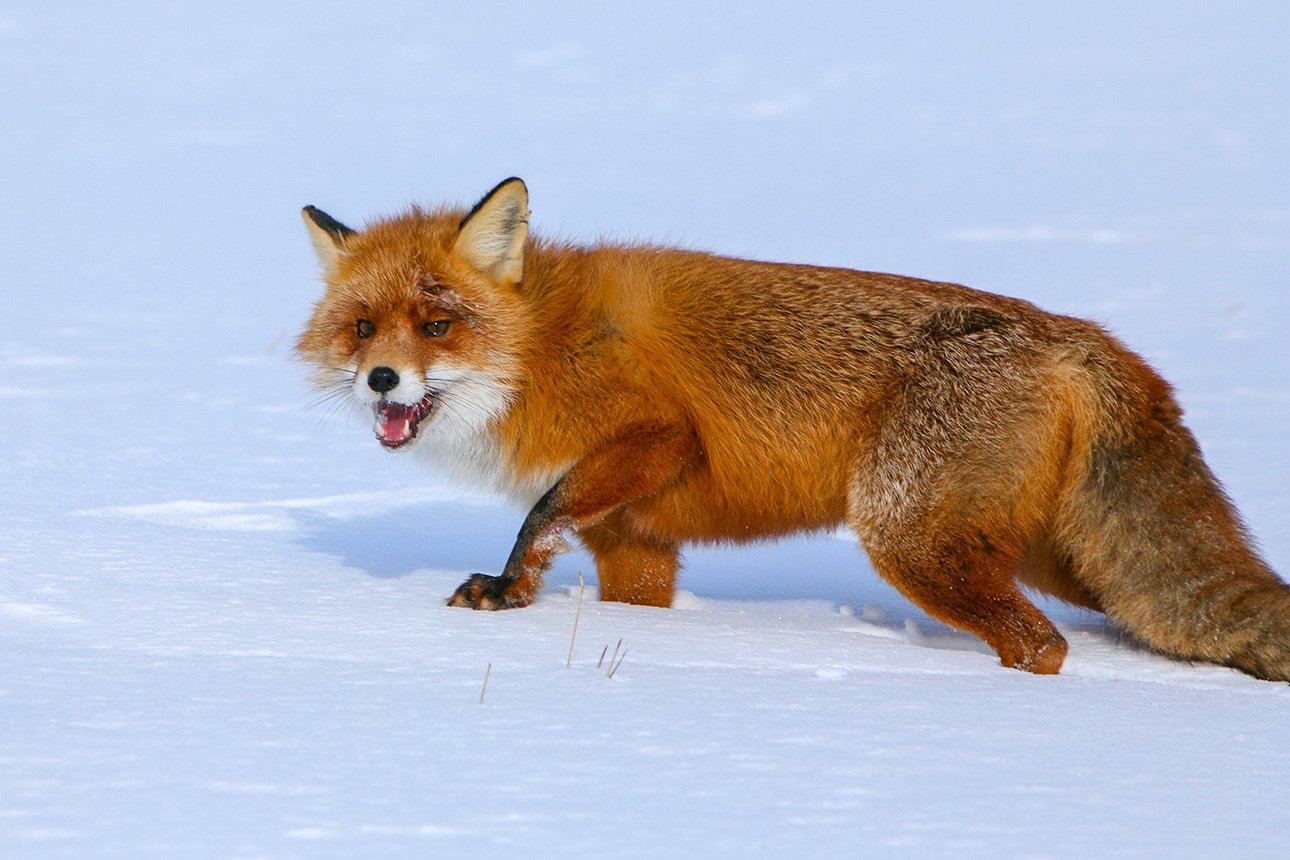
[621,454,850,544]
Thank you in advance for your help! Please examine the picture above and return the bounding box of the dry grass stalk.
[605,638,623,678]
[607,648,629,679]
[567,572,585,669]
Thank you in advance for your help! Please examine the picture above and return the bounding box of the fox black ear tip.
[301,206,356,241]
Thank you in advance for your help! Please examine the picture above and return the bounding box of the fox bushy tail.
[1059,376,1290,681]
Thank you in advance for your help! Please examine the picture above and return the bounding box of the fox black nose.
[367,366,400,393]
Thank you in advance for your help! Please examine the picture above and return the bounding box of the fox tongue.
[375,401,417,447]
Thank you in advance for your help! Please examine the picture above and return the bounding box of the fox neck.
[406,368,562,506]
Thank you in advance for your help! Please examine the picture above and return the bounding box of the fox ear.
[453,177,529,286]
[301,205,355,277]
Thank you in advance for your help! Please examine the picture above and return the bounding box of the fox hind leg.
[858,516,1069,674]
[847,410,1072,672]
[847,335,1077,673]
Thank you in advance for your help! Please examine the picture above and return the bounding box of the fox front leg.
[446,422,698,610]
[445,485,574,610]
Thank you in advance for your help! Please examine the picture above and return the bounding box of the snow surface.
[4,2,1290,857]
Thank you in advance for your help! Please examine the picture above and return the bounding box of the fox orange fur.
[297,177,1290,680]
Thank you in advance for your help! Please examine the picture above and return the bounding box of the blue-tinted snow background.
[3,2,1289,857]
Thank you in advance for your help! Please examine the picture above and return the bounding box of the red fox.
[297,177,1290,680]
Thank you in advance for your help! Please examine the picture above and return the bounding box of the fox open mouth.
[374,395,436,449]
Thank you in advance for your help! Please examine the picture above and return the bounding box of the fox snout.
[367,366,400,394]
[356,364,424,408]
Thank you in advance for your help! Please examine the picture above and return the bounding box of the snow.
[3,2,1289,857]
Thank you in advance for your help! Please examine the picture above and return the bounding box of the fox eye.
[421,320,451,337]
[356,319,375,339]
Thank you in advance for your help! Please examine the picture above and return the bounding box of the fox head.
[296,177,530,453]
